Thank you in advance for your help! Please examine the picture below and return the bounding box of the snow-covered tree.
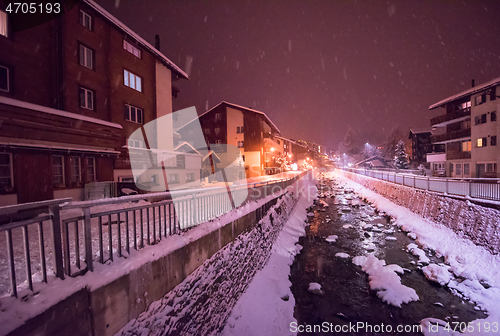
[393,140,409,169]
[275,154,291,170]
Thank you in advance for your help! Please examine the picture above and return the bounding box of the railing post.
[427,177,430,191]
[50,205,65,280]
[446,178,448,194]
[83,207,93,272]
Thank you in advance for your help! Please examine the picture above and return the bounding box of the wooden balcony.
[431,128,471,144]
[430,108,471,127]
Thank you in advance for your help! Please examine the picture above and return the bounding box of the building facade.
[177,101,281,179]
[0,0,187,205]
[429,78,499,178]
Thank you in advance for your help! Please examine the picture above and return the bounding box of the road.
[289,175,486,335]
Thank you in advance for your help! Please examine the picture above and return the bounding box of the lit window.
[237,141,244,148]
[460,101,471,110]
[124,69,142,92]
[52,156,65,187]
[79,10,92,30]
[0,153,13,188]
[86,157,96,182]
[0,65,9,92]
[461,141,471,152]
[124,104,143,124]
[0,10,8,37]
[123,40,141,58]
[476,137,487,148]
[215,140,222,144]
[79,87,94,110]
[70,156,81,184]
[79,44,93,69]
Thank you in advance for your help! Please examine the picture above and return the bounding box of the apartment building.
[177,101,281,179]
[0,0,188,204]
[429,77,499,178]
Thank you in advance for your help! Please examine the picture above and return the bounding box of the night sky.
[98,0,500,150]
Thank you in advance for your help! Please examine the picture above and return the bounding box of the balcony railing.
[430,108,471,127]
[431,128,471,144]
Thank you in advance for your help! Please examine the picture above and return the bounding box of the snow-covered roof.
[202,150,221,163]
[0,96,123,129]
[429,76,500,110]
[409,128,431,135]
[177,101,281,134]
[83,0,188,80]
[174,141,201,155]
[275,135,299,145]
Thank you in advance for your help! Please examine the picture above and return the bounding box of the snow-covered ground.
[332,171,500,335]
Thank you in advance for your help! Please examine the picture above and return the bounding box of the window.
[167,174,179,184]
[124,104,143,124]
[477,137,487,148]
[237,126,244,133]
[79,10,92,30]
[486,163,497,173]
[0,64,9,92]
[79,44,93,69]
[215,113,221,121]
[450,163,453,173]
[123,40,141,58]
[492,112,497,122]
[124,69,142,92]
[0,10,8,37]
[460,101,471,110]
[128,139,144,148]
[492,136,497,146]
[70,156,81,184]
[475,114,487,125]
[186,173,195,182]
[461,119,471,130]
[150,175,158,184]
[79,87,94,110]
[461,141,471,152]
[456,163,462,176]
[237,141,244,148]
[0,153,12,188]
[176,155,185,168]
[204,128,211,135]
[475,93,486,106]
[489,89,496,101]
[464,163,470,175]
[215,140,222,144]
[86,157,96,182]
[52,156,65,187]
[215,127,220,135]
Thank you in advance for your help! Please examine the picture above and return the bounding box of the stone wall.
[117,191,299,336]
[340,171,500,254]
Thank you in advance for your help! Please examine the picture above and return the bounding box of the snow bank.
[325,235,338,243]
[333,171,500,335]
[407,243,431,264]
[221,173,317,336]
[352,254,419,307]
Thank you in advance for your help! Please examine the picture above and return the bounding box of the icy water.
[290,177,486,336]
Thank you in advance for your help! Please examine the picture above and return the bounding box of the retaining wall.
[339,170,500,254]
[7,174,308,336]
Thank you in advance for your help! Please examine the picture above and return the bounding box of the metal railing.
[0,171,307,298]
[339,168,500,201]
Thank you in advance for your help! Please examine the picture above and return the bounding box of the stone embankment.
[338,170,500,254]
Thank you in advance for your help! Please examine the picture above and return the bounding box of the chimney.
[471,79,475,87]
[155,34,160,51]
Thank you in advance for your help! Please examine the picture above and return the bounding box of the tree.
[275,154,291,171]
[393,140,409,169]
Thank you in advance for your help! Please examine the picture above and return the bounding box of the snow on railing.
[339,168,500,202]
[0,171,308,299]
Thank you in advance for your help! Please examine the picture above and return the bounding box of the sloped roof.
[83,0,188,79]
[174,141,201,155]
[177,101,280,133]
[429,76,500,110]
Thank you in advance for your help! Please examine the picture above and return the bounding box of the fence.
[339,168,500,202]
[0,171,307,298]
